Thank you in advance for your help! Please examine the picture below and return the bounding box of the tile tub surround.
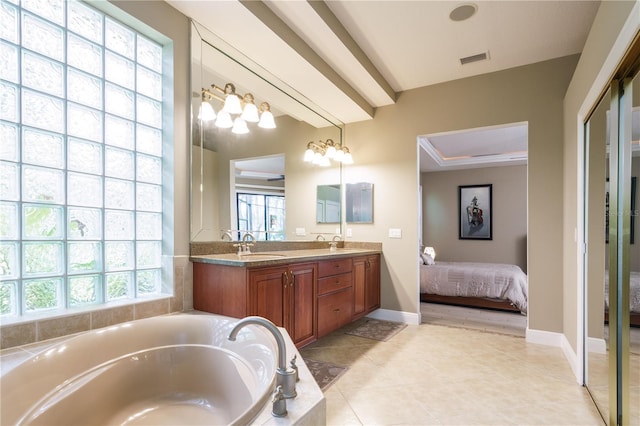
[0,256,191,350]
[0,312,326,426]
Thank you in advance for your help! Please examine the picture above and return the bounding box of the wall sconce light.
[199,82,276,134]
[303,139,354,166]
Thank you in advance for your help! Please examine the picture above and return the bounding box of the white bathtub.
[1,314,279,425]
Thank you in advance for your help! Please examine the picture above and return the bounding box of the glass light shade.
[241,103,259,122]
[312,151,323,165]
[222,94,242,114]
[319,156,331,167]
[231,117,249,134]
[342,152,354,164]
[325,145,336,158]
[258,110,276,129]
[198,101,216,122]
[334,149,345,162]
[303,148,315,162]
[215,111,233,128]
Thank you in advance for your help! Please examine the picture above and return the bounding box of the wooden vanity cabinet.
[317,258,354,338]
[249,263,316,348]
[193,252,380,348]
[353,254,381,319]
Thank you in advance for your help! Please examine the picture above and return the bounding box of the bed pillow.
[420,252,435,265]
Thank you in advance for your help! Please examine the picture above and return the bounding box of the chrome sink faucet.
[329,234,341,251]
[228,316,297,417]
[234,232,255,255]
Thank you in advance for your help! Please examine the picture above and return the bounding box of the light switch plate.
[295,227,306,236]
[388,228,402,238]
[346,228,353,237]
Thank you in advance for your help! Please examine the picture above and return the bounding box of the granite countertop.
[190,247,380,267]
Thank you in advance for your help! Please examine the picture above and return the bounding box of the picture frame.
[459,184,492,240]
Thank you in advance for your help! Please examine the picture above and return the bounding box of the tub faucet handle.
[290,355,299,382]
[271,385,287,417]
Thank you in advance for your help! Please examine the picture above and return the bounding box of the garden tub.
[0,314,277,425]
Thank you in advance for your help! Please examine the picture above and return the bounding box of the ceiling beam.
[239,0,375,119]
[307,0,397,103]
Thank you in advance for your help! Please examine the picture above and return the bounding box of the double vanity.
[191,245,381,348]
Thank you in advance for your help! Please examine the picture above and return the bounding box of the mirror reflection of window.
[237,193,285,241]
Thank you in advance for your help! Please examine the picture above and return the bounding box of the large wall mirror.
[190,21,344,241]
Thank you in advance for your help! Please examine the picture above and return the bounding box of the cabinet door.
[288,263,316,346]
[249,266,288,327]
[365,255,381,312]
[352,257,367,318]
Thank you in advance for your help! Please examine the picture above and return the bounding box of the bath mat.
[345,318,407,342]
[303,358,348,391]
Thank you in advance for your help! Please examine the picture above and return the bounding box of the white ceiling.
[168,0,601,170]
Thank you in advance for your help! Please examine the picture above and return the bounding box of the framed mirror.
[316,184,341,224]
[346,182,373,224]
[190,21,344,241]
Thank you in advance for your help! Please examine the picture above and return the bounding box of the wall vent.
[460,52,488,65]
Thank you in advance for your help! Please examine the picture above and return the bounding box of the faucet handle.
[271,385,287,417]
[290,355,299,382]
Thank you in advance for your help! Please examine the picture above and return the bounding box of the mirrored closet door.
[584,51,639,426]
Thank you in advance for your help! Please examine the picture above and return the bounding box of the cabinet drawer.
[317,287,353,337]
[318,258,352,277]
[318,272,352,296]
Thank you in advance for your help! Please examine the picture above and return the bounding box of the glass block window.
[0,0,166,316]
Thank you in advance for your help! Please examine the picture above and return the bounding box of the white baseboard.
[525,328,563,346]
[587,336,607,354]
[526,328,581,383]
[366,308,421,325]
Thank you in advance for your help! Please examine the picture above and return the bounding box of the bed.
[604,271,640,327]
[419,259,528,314]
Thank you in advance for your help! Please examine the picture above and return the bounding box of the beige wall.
[563,0,639,355]
[344,56,577,327]
[421,165,527,271]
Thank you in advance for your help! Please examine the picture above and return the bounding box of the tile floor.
[300,303,605,425]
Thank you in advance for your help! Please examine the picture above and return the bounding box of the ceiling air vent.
[460,52,488,65]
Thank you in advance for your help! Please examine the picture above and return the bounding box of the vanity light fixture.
[303,139,354,166]
[199,82,276,134]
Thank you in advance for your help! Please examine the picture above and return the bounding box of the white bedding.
[604,271,640,314]
[420,261,528,313]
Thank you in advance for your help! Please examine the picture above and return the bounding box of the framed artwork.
[606,176,636,244]
[459,184,492,240]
